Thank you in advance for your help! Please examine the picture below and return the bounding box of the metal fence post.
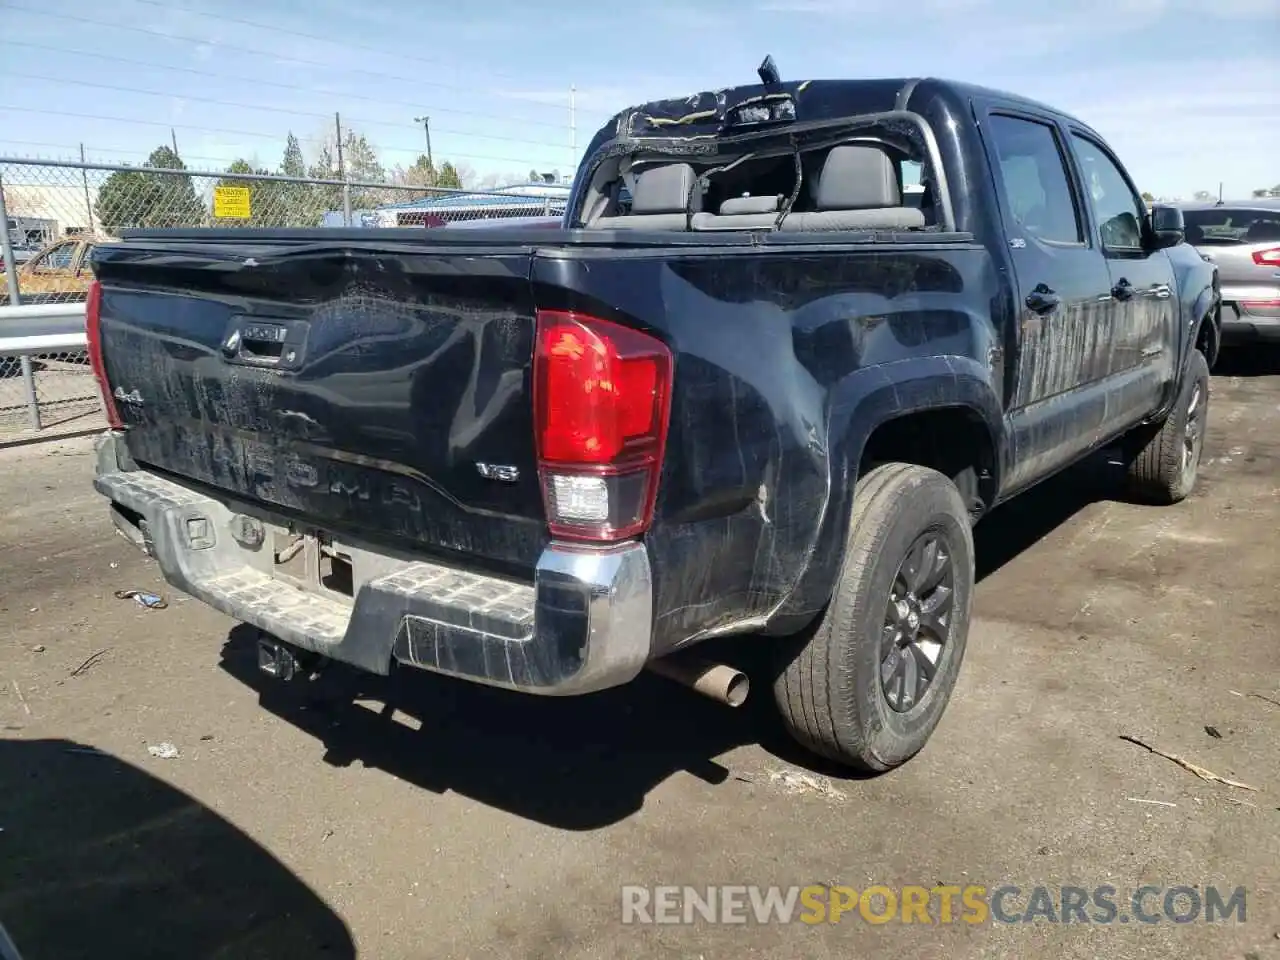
[79,144,95,233]
[342,182,352,227]
[18,357,41,432]
[0,174,42,431]
[0,173,21,304]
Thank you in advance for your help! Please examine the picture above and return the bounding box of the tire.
[1124,349,1210,505]
[773,463,975,772]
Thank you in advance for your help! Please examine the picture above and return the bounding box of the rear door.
[1065,130,1177,432]
[978,108,1115,488]
[93,236,547,569]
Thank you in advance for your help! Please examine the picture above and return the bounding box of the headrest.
[630,163,700,215]
[719,194,783,215]
[813,145,902,211]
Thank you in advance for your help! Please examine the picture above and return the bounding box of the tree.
[340,131,387,208]
[1192,189,1214,202]
[95,145,205,233]
[388,154,441,203]
[304,127,389,210]
[281,133,305,178]
[437,161,462,190]
[1252,184,1280,198]
[273,132,328,226]
[1140,190,1155,203]
[305,142,345,221]
[406,153,437,187]
[139,146,205,227]
[341,132,385,183]
[529,168,540,183]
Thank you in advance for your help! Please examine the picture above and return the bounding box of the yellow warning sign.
[213,185,251,219]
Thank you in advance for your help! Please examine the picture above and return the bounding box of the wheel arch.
[773,356,1004,628]
[1186,268,1221,372]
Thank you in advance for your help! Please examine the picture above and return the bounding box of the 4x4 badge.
[113,386,143,406]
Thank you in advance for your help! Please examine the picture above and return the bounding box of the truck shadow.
[0,738,354,960]
[217,453,1122,830]
[974,450,1121,581]
[1215,343,1280,377]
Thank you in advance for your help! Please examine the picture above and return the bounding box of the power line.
[0,1,608,128]
[0,74,577,160]
[129,0,535,87]
[1,41,575,151]
[0,138,266,168]
[0,105,568,169]
[0,107,323,147]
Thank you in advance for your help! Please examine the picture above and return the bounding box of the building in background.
[1,183,99,238]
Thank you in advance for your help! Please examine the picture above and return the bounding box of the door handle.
[1112,278,1135,300]
[1152,284,1171,299]
[1025,284,1061,315]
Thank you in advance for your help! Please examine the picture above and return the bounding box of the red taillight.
[1253,247,1280,267]
[534,309,672,542]
[85,280,123,429]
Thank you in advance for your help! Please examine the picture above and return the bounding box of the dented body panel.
[529,242,1003,649]
[88,76,1216,688]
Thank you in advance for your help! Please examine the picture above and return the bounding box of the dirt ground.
[1,351,1277,960]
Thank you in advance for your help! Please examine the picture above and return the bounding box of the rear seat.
[693,145,927,232]
[591,163,701,230]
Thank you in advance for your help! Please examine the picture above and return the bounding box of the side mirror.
[1148,204,1185,249]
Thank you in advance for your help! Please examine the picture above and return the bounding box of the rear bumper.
[1221,299,1280,343]
[92,431,653,695]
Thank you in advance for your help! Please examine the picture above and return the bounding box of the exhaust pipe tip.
[648,657,750,708]
[721,669,750,708]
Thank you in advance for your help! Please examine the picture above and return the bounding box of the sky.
[0,0,1276,196]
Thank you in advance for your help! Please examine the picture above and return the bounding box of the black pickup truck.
[87,73,1219,772]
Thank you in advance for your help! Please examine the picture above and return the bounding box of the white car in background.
[1177,199,1280,345]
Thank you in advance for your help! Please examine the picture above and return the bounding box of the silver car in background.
[1178,199,1280,344]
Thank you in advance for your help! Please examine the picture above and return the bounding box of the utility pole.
[334,111,351,227]
[170,128,179,156]
[334,112,346,179]
[79,144,95,233]
[413,115,433,167]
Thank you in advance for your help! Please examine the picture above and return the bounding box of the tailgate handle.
[224,321,291,364]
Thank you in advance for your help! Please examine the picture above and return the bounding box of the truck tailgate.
[92,237,546,570]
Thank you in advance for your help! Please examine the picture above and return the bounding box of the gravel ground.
[1,351,1277,960]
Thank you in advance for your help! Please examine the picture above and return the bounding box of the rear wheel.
[1124,349,1210,505]
[773,463,975,772]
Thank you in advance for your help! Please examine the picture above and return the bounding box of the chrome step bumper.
[93,432,653,695]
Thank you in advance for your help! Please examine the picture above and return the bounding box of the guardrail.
[0,302,93,434]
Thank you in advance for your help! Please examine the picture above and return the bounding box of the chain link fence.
[1,156,570,439]
[0,351,100,440]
